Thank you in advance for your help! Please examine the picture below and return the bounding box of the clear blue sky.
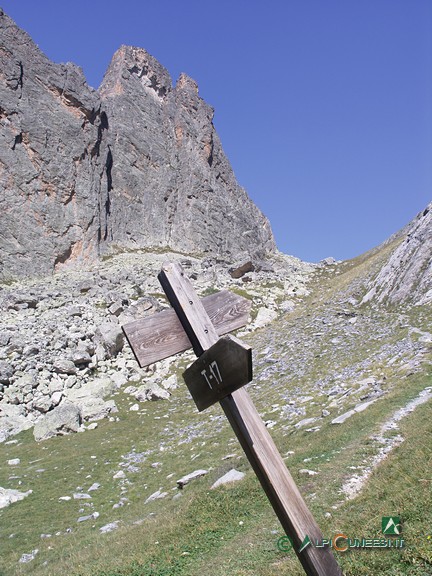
[2,0,431,262]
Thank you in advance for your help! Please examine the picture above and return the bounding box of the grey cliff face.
[98,45,275,258]
[362,203,432,306]
[0,10,107,280]
[0,12,275,280]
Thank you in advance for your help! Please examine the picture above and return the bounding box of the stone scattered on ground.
[19,549,39,564]
[145,489,168,504]
[134,383,170,402]
[299,469,319,477]
[73,493,92,500]
[211,469,245,489]
[77,512,99,523]
[0,487,32,509]
[331,399,378,425]
[100,521,120,534]
[7,458,20,466]
[0,244,316,445]
[177,469,208,489]
[113,471,126,480]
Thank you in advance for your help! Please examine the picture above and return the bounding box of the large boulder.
[95,321,124,358]
[63,377,118,422]
[33,402,82,441]
[77,397,117,422]
[0,403,33,442]
[64,377,117,401]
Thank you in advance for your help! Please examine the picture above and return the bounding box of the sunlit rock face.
[0,11,275,280]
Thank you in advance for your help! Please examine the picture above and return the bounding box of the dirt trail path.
[342,386,432,499]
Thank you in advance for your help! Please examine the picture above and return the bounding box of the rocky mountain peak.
[176,73,199,94]
[0,11,275,281]
[99,45,172,100]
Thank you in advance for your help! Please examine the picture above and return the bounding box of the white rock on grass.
[295,417,317,429]
[113,470,126,479]
[7,458,20,466]
[19,549,38,563]
[211,469,245,489]
[299,469,319,476]
[331,410,356,425]
[0,487,32,509]
[86,422,98,430]
[331,399,378,425]
[100,521,120,533]
[134,383,170,402]
[144,489,168,504]
[177,469,208,489]
[77,511,99,522]
[254,307,278,329]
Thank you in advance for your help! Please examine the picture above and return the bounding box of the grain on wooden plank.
[122,289,251,367]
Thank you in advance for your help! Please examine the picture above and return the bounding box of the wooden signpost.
[123,262,342,576]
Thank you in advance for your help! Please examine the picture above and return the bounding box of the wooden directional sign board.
[183,334,252,411]
[122,290,251,367]
[122,262,342,576]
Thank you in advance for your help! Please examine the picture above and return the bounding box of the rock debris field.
[0,250,313,444]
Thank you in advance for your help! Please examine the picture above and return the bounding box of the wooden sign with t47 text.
[183,334,252,411]
[122,262,342,576]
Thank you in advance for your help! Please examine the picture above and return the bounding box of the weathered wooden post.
[123,262,342,576]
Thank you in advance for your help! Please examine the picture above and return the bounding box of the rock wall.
[0,10,107,280]
[362,203,432,306]
[99,46,275,258]
[0,11,275,281]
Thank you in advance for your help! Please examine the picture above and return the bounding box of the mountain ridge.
[0,10,275,281]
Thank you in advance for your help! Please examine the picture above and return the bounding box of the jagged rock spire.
[0,11,275,280]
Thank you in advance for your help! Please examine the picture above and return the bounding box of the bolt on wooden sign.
[122,262,342,576]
